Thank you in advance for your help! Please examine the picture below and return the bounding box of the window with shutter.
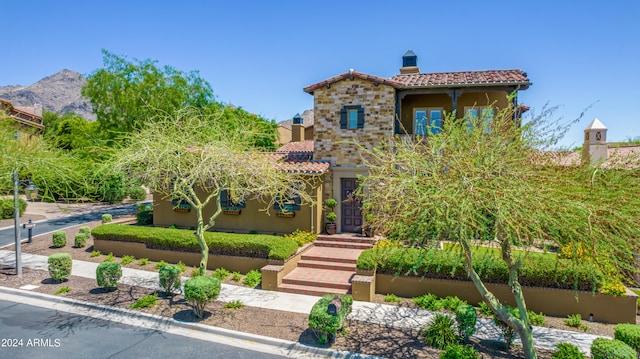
[220,190,245,209]
[340,105,364,130]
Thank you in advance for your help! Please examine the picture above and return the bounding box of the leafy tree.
[357,100,640,358]
[43,110,101,154]
[82,49,215,138]
[0,116,85,201]
[111,107,318,274]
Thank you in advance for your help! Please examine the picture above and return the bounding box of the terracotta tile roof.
[276,140,314,153]
[392,69,530,89]
[547,144,640,168]
[276,160,330,174]
[303,71,404,94]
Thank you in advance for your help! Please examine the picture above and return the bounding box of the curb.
[0,286,379,359]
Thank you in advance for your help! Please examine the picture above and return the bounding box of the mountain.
[277,109,314,129]
[0,69,95,120]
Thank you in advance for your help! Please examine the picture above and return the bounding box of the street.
[0,203,146,248]
[0,299,286,359]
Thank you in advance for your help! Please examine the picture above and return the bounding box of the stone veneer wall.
[312,77,396,200]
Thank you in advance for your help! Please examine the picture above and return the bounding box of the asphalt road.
[0,203,146,248]
[0,299,285,359]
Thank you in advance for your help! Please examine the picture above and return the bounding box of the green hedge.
[91,224,299,260]
[615,324,640,352]
[0,198,27,220]
[308,294,353,344]
[590,338,636,359]
[357,247,604,291]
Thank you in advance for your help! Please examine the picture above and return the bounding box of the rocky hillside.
[277,109,314,129]
[0,69,95,120]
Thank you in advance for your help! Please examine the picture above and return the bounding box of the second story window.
[340,105,364,129]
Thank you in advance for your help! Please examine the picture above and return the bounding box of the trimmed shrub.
[101,213,112,224]
[52,231,66,248]
[440,344,481,359]
[159,265,182,296]
[79,226,91,236]
[384,293,401,303]
[0,198,27,220]
[128,186,147,201]
[455,304,477,340]
[96,262,122,291]
[48,253,72,282]
[136,203,153,225]
[74,233,88,248]
[564,314,589,331]
[552,343,585,359]
[590,338,636,359]
[91,224,299,260]
[615,324,640,352]
[356,246,604,291]
[184,276,221,318]
[243,270,261,287]
[308,294,353,344]
[423,313,461,349]
[121,255,135,265]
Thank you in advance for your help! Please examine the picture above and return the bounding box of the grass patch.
[90,250,101,257]
[212,268,230,281]
[243,270,261,287]
[384,293,401,303]
[564,314,589,331]
[130,293,158,309]
[231,272,242,282]
[103,252,115,263]
[138,258,150,266]
[155,260,169,270]
[121,255,135,265]
[224,300,244,310]
[54,286,71,295]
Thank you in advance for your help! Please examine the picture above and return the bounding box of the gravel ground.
[3,218,626,358]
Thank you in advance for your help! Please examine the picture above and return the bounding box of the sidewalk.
[0,250,606,356]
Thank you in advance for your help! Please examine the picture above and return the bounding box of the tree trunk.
[194,205,209,275]
[460,239,537,359]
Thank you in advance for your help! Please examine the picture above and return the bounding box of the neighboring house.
[304,50,531,233]
[153,50,533,234]
[0,97,44,137]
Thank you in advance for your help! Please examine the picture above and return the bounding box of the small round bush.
[74,233,88,248]
[48,253,72,282]
[52,231,66,248]
[615,323,640,352]
[455,304,477,340]
[101,213,112,224]
[326,212,337,222]
[184,276,221,318]
[128,186,147,201]
[440,344,480,359]
[423,313,461,350]
[552,343,585,359]
[159,265,182,296]
[79,226,91,236]
[96,262,122,291]
[590,338,636,359]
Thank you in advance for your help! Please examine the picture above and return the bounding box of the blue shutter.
[220,190,229,208]
[356,106,365,128]
[340,108,347,129]
[274,195,281,211]
[293,195,301,211]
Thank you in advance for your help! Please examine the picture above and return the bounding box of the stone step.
[297,259,356,271]
[278,283,350,297]
[314,240,373,250]
[316,235,376,245]
[282,267,354,290]
[301,247,363,264]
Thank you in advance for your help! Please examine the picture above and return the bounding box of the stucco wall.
[152,183,324,235]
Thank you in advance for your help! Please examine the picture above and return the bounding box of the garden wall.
[94,238,298,273]
[354,272,637,324]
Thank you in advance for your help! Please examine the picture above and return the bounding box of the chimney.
[400,49,420,74]
[291,113,305,142]
[581,118,608,165]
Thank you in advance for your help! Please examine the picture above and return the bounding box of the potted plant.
[325,198,338,235]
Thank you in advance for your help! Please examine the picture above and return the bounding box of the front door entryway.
[340,178,362,232]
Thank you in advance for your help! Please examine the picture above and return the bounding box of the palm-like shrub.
[423,313,461,349]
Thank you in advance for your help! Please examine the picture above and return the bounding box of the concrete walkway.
[0,250,606,356]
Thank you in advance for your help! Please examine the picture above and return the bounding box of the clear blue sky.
[2,1,638,148]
